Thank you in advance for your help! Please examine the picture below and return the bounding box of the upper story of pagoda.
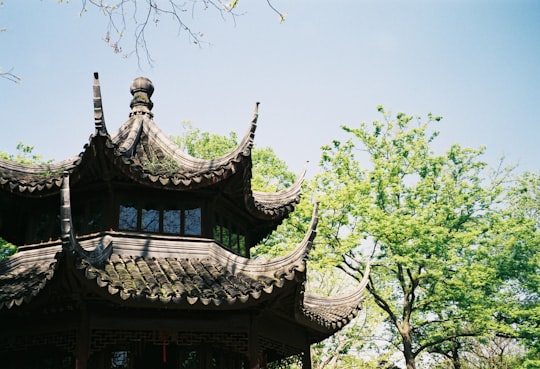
[0,73,304,257]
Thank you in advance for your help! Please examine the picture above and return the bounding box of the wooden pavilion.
[0,74,368,369]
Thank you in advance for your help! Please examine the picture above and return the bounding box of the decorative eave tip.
[129,76,154,118]
[93,72,107,135]
[248,101,259,131]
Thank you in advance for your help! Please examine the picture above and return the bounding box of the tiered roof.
[0,73,368,341]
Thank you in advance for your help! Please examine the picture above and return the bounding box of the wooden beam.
[89,310,250,332]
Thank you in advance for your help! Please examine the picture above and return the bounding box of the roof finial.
[129,77,154,117]
[93,72,107,134]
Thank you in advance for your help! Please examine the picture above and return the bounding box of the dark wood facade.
[0,74,368,369]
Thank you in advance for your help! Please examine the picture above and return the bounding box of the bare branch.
[77,0,287,68]
[0,69,21,83]
[265,0,286,23]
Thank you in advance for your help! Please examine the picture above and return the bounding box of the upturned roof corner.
[93,72,107,135]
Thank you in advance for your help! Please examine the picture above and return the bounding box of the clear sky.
[0,0,539,176]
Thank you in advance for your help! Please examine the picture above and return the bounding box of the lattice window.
[214,215,247,256]
[110,350,130,368]
[118,205,201,236]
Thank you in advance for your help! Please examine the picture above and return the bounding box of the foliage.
[0,237,16,260]
[252,181,314,257]
[307,106,531,369]
[310,292,396,369]
[172,121,239,160]
[433,336,529,369]
[142,150,180,173]
[251,146,296,192]
[267,355,302,369]
[171,120,296,193]
[489,171,540,367]
[0,142,52,165]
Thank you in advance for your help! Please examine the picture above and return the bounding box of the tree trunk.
[401,325,416,369]
[451,344,462,369]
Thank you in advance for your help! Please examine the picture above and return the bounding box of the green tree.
[172,121,239,160]
[309,106,520,369]
[171,120,296,192]
[490,171,540,368]
[0,142,51,165]
[430,336,529,369]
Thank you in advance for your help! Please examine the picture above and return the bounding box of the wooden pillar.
[302,346,312,369]
[75,304,90,369]
[249,354,260,369]
[248,313,260,369]
[202,345,212,369]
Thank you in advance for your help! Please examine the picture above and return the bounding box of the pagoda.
[0,74,368,369]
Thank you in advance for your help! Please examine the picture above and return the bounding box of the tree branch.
[414,331,481,356]
[412,318,451,332]
[0,69,21,83]
[265,0,286,22]
[78,0,285,68]
[367,276,399,327]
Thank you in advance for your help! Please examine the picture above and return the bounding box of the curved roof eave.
[70,204,319,308]
[0,156,80,195]
[299,263,371,332]
[102,103,258,189]
[213,203,318,279]
[247,163,307,220]
[0,241,63,309]
[0,73,105,195]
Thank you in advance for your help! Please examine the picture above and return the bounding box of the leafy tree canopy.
[306,106,537,369]
[171,120,296,193]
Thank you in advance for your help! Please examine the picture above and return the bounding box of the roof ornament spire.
[129,76,154,118]
[93,72,108,135]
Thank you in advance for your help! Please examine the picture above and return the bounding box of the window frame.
[118,202,202,237]
[213,214,248,256]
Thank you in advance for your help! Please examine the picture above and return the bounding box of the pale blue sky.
[1,0,539,175]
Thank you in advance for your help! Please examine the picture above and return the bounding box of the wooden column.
[248,313,260,369]
[302,346,312,369]
[75,304,90,369]
[202,345,212,369]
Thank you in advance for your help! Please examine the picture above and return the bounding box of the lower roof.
[0,228,368,336]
